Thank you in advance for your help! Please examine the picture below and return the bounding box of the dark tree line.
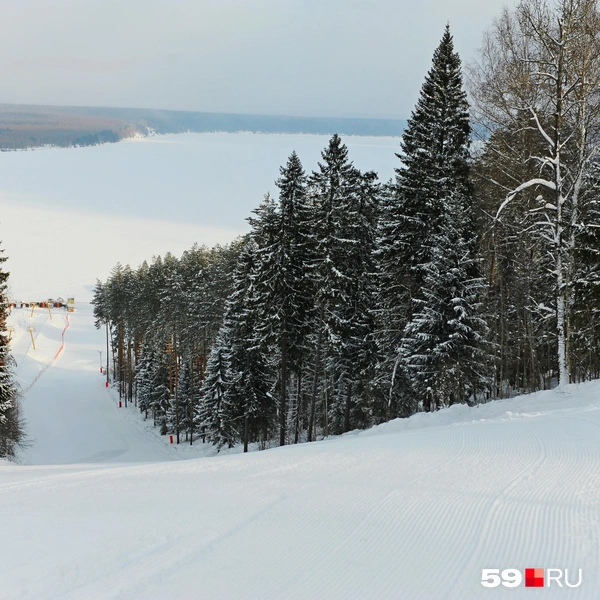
[94,13,600,452]
[93,244,241,444]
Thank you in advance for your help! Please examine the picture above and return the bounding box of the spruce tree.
[337,169,380,430]
[401,191,490,409]
[197,330,231,449]
[201,238,276,451]
[0,242,24,458]
[249,153,313,445]
[384,25,490,410]
[374,182,413,417]
[308,134,356,435]
[308,135,380,433]
[135,352,155,418]
[396,25,472,274]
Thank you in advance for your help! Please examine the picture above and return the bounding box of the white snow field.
[2,302,600,598]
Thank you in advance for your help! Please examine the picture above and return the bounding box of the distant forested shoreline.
[0,104,406,151]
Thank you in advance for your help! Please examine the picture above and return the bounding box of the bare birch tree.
[470,0,600,386]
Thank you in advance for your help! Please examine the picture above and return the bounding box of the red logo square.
[525,568,544,587]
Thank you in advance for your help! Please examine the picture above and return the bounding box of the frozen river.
[0,132,400,300]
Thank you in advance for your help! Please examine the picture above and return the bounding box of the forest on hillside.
[92,0,600,452]
[0,104,406,151]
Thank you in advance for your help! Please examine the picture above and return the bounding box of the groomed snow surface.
[1,303,599,598]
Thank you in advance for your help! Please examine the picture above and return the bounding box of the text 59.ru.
[482,568,582,588]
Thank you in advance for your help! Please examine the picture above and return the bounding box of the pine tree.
[0,242,24,458]
[197,329,231,449]
[93,242,242,441]
[249,152,313,445]
[391,25,490,410]
[201,238,276,451]
[308,134,356,435]
[308,135,380,433]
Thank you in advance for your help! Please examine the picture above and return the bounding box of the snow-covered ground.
[2,296,599,598]
[0,132,400,301]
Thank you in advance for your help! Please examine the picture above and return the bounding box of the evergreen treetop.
[396,24,471,250]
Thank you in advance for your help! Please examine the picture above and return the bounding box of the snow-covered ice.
[2,298,599,598]
[0,133,400,301]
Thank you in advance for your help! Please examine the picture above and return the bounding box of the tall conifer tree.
[380,25,490,411]
[250,152,313,445]
[196,331,231,449]
[308,135,380,433]
[308,135,356,435]
[201,237,275,451]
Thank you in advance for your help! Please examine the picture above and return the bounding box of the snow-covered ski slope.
[8,303,174,466]
[2,303,600,598]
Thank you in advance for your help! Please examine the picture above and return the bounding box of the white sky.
[0,0,515,119]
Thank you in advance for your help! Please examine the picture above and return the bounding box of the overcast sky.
[0,0,515,120]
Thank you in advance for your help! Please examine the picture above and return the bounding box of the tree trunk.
[174,334,180,444]
[279,328,288,447]
[554,22,569,388]
[294,370,302,444]
[189,357,194,446]
[127,338,133,403]
[344,381,351,433]
[118,323,125,406]
[308,306,324,442]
